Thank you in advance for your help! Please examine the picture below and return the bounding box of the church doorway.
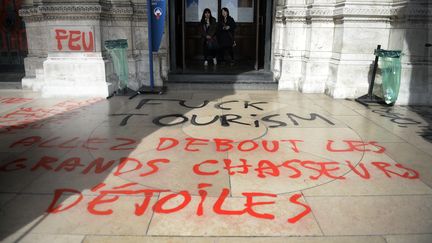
[168,0,273,78]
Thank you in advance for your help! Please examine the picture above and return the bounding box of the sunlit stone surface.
[0,89,431,242]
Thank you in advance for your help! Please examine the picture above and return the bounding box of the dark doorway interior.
[169,0,272,76]
[0,0,27,82]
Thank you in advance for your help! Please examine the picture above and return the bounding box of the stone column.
[273,0,308,90]
[388,0,431,105]
[20,0,47,86]
[326,0,393,99]
[20,0,108,97]
[274,0,335,93]
[301,0,334,93]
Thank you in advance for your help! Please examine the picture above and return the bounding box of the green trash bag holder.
[104,39,131,98]
[356,45,402,106]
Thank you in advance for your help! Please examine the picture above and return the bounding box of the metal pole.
[368,44,381,98]
[255,0,260,70]
[147,0,155,90]
[182,0,186,71]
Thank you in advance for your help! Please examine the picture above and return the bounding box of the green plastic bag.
[105,39,129,90]
[375,49,402,105]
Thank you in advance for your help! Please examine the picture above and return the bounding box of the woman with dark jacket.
[217,8,236,65]
[200,8,218,66]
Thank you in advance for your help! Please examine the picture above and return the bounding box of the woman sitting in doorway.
[200,8,218,66]
[217,7,236,65]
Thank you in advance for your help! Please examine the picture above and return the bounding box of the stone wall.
[272,0,431,105]
[19,0,168,98]
[18,0,430,104]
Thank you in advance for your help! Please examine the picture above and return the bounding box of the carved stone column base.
[39,53,108,98]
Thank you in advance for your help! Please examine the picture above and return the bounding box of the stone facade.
[19,0,430,104]
[272,0,431,105]
[19,0,168,98]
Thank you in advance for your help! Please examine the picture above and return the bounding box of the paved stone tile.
[218,93,252,101]
[83,236,387,243]
[20,165,130,196]
[0,155,53,193]
[303,152,432,196]
[111,145,230,197]
[312,99,360,116]
[249,93,306,101]
[334,115,404,142]
[303,94,333,100]
[141,91,194,100]
[191,91,235,101]
[0,195,57,236]
[83,236,215,243]
[0,90,431,240]
[217,236,387,243]
[0,194,156,236]
[0,193,16,208]
[355,107,429,136]
[6,131,227,196]
[0,102,36,116]
[307,195,432,235]
[395,130,432,157]
[250,92,317,105]
[0,90,39,98]
[0,126,105,154]
[227,147,360,196]
[183,117,268,141]
[103,100,225,128]
[381,142,432,188]
[385,234,432,243]
[87,124,189,155]
[258,109,346,129]
[218,100,291,116]
[148,193,322,236]
[1,233,85,243]
[265,127,363,142]
[334,99,371,111]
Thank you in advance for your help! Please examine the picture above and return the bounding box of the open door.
[0,0,28,82]
[170,0,272,74]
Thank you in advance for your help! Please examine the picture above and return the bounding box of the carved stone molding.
[101,7,134,21]
[341,8,397,17]
[275,3,431,24]
[20,5,102,21]
[309,9,333,17]
[20,5,102,16]
[20,3,143,22]
[131,3,147,21]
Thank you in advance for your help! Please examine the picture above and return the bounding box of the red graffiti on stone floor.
[0,135,423,224]
[0,98,102,133]
[9,136,138,151]
[46,182,311,223]
[1,154,419,180]
[2,136,419,180]
[157,137,385,154]
[0,97,33,104]
[156,137,303,153]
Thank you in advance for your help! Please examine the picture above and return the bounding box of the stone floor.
[0,89,431,243]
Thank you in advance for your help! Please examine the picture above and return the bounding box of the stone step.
[166,72,278,90]
[165,82,278,90]
[167,71,275,84]
[0,82,22,89]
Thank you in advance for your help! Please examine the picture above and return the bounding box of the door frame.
[168,0,273,73]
